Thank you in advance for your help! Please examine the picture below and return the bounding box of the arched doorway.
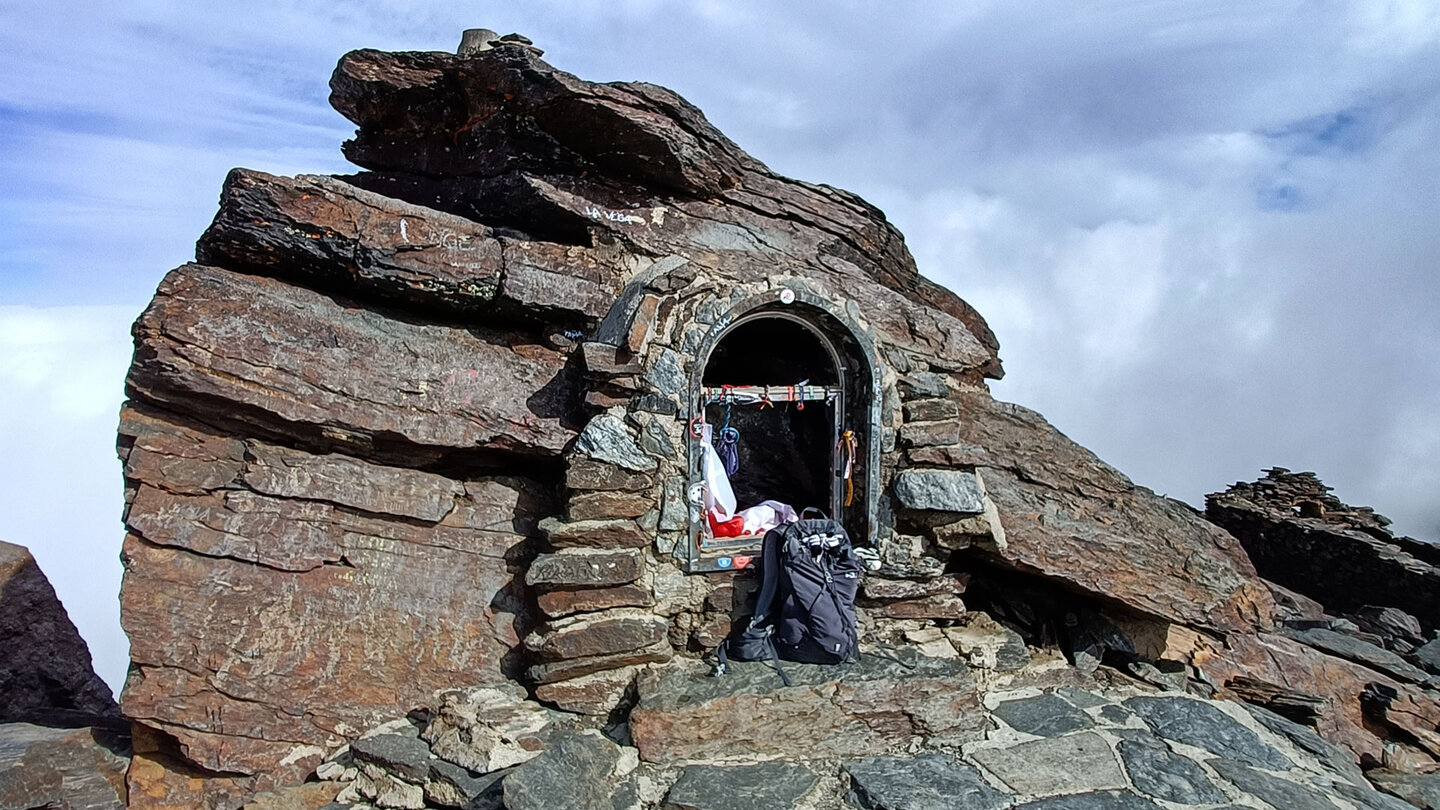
[682,295,877,572]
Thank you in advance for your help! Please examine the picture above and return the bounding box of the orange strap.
[839,430,857,507]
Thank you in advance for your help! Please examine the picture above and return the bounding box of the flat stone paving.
[844,754,1008,810]
[648,683,1417,810]
[990,693,1094,737]
[1116,736,1228,805]
[973,732,1128,796]
[323,669,1421,810]
[665,762,819,810]
[1122,695,1294,770]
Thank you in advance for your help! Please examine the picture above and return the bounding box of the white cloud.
[0,305,135,692]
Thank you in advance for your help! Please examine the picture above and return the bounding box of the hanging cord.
[716,393,740,476]
[839,429,857,507]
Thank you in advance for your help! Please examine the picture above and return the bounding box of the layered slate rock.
[128,263,578,459]
[0,723,129,810]
[117,404,542,789]
[1369,771,1440,809]
[1198,630,1440,764]
[938,391,1274,634]
[1283,627,1434,685]
[0,542,118,726]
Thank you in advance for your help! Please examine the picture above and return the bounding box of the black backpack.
[716,509,863,685]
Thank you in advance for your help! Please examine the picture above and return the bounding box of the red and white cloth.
[701,425,798,536]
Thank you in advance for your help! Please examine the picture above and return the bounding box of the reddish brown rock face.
[128,263,579,458]
[948,391,1274,634]
[1200,632,1440,765]
[118,407,541,791]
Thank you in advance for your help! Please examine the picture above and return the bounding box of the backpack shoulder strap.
[749,526,787,625]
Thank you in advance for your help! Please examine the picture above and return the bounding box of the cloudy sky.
[2,1,1437,692]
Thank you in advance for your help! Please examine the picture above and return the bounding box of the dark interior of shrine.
[701,317,838,516]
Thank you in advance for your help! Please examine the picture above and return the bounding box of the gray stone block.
[991,693,1094,737]
[350,733,434,782]
[664,762,819,810]
[576,415,657,472]
[1124,696,1292,770]
[893,469,984,513]
[844,754,1009,810]
[1117,737,1227,804]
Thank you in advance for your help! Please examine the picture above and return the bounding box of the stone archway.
[681,287,881,572]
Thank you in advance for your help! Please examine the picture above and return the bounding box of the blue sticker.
[716,557,732,569]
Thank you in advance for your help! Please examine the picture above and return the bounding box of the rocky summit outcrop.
[107,28,1440,810]
[0,540,118,727]
[1207,468,1440,635]
[1199,469,1440,771]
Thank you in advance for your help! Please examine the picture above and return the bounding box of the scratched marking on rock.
[584,205,647,226]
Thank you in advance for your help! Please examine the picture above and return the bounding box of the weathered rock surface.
[0,723,129,810]
[128,263,579,460]
[629,655,985,763]
[1199,630,1440,765]
[1284,626,1434,685]
[948,390,1274,634]
[421,683,555,775]
[0,541,118,727]
[1369,770,1440,809]
[117,405,540,794]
